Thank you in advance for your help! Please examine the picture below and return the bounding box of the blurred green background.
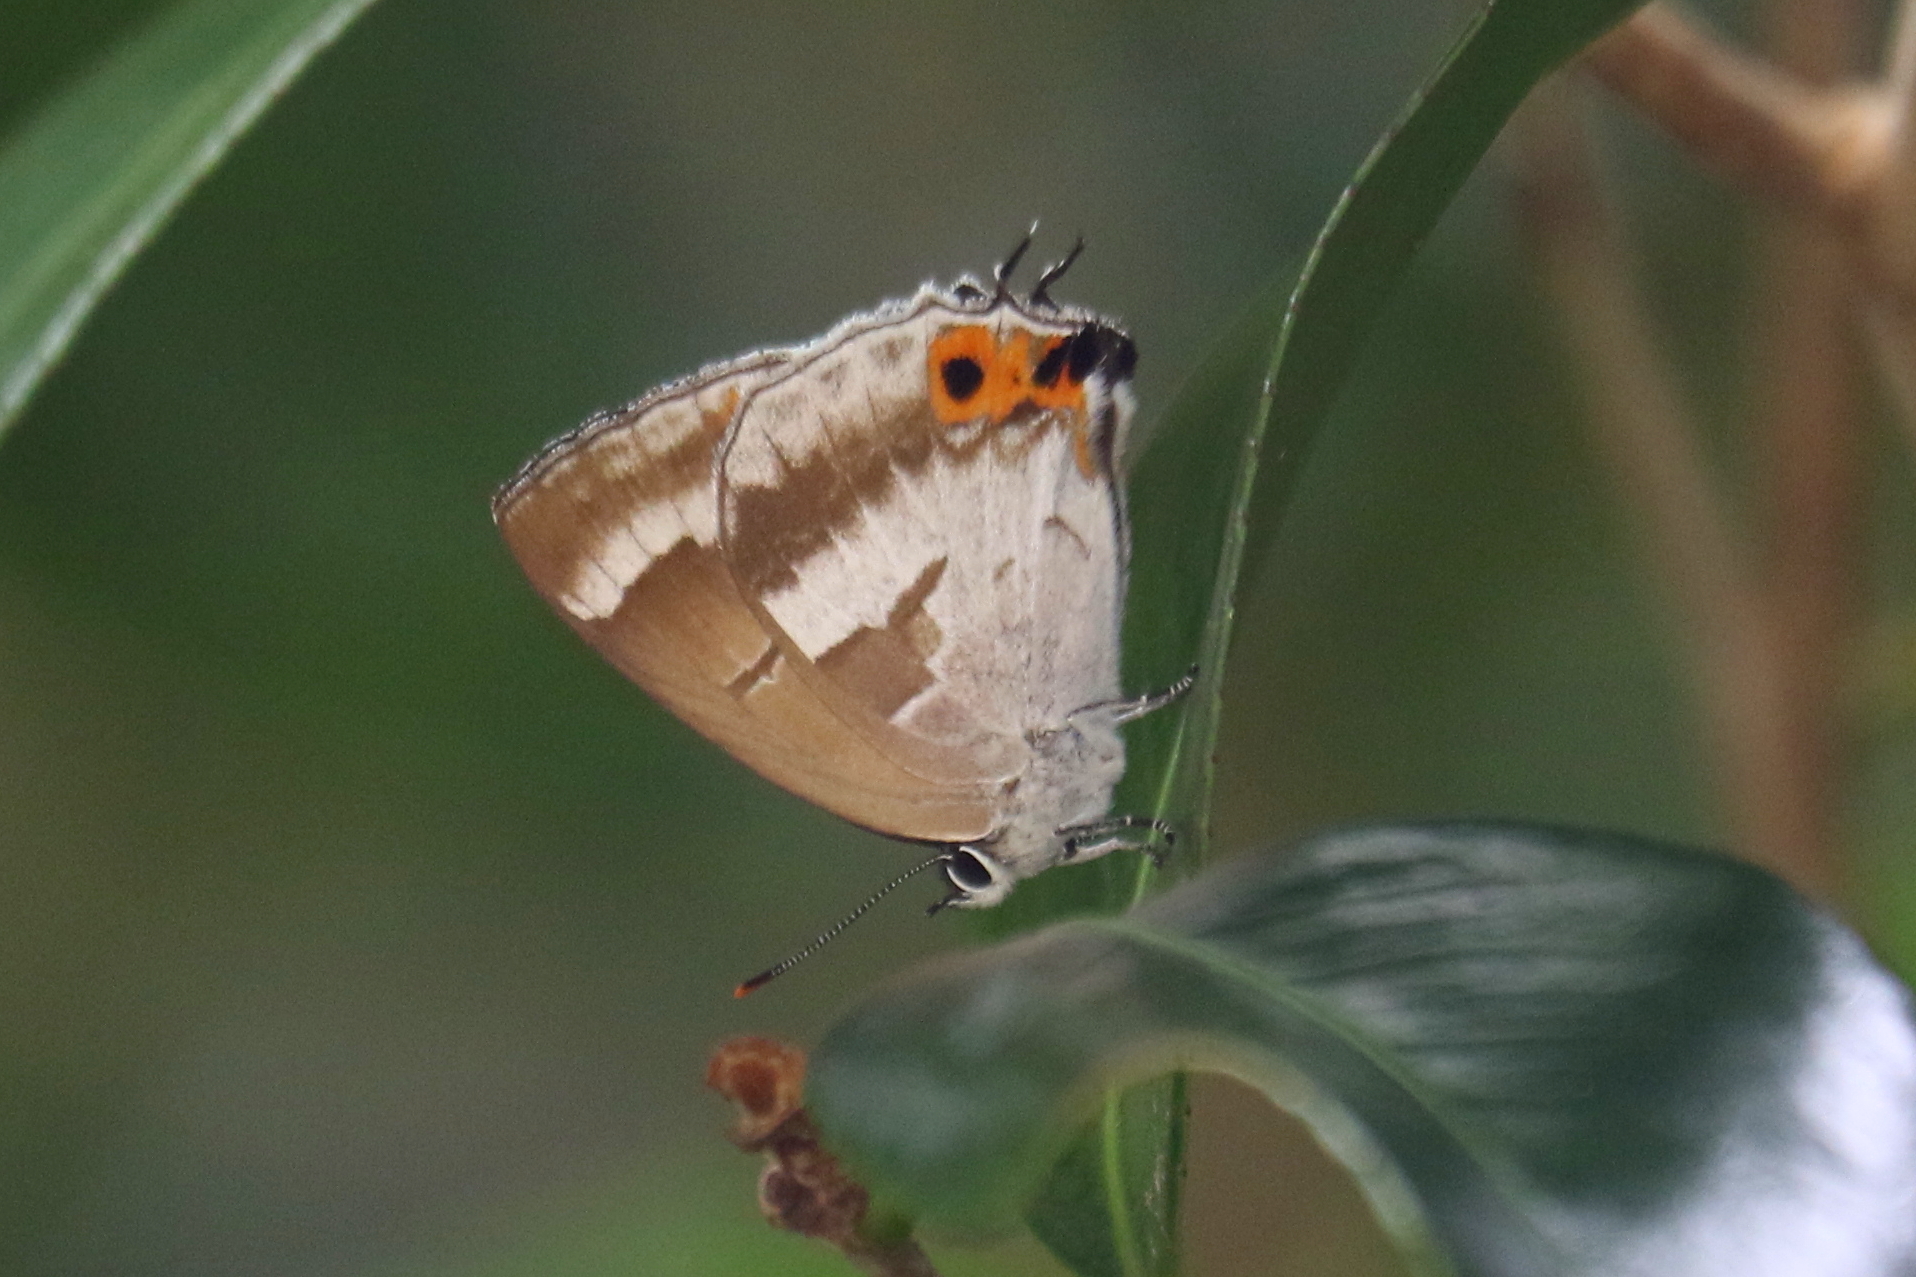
[3,2,1912,1275]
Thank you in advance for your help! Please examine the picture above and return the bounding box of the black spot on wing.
[941,356,985,402]
[1066,322,1136,385]
[1033,339,1069,388]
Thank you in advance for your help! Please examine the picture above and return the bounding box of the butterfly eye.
[940,356,985,403]
[944,849,995,893]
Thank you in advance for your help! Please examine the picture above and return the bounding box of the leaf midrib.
[1078,913,1559,1240]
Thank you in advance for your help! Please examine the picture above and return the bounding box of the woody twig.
[1506,0,1891,899]
[708,1037,940,1277]
[1507,82,1808,889]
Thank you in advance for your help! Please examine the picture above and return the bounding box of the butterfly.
[492,238,1190,989]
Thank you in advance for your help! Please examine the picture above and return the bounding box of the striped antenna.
[733,852,950,997]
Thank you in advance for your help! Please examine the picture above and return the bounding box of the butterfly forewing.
[493,354,997,843]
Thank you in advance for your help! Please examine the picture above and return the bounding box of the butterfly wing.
[717,294,1129,790]
[493,354,998,842]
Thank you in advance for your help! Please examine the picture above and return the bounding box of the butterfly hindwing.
[717,293,1127,789]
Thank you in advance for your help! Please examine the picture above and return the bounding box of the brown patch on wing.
[1068,413,1098,481]
[723,408,935,598]
[498,418,718,603]
[888,555,945,657]
[498,374,744,520]
[815,557,947,721]
[1042,514,1091,560]
[726,643,781,699]
[495,373,755,614]
[568,537,992,841]
[723,391,1073,603]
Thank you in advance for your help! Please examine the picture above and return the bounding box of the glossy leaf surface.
[815,823,1916,1276]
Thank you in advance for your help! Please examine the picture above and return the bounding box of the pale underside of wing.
[494,355,998,843]
[718,305,1126,789]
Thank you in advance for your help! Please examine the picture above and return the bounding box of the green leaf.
[813,822,1916,1275]
[1129,0,1653,896]
[0,0,381,436]
[1020,1074,1186,1277]
[967,0,1647,1272]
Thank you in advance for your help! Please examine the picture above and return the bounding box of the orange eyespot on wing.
[928,325,999,421]
[927,324,1090,427]
[1025,333,1088,411]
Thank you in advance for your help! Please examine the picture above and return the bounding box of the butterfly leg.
[1058,815,1176,865]
[1072,664,1199,728]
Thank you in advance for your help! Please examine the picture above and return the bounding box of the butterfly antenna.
[733,852,950,997]
[994,223,1039,302]
[1030,237,1086,308]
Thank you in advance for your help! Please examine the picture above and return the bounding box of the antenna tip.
[734,970,774,999]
